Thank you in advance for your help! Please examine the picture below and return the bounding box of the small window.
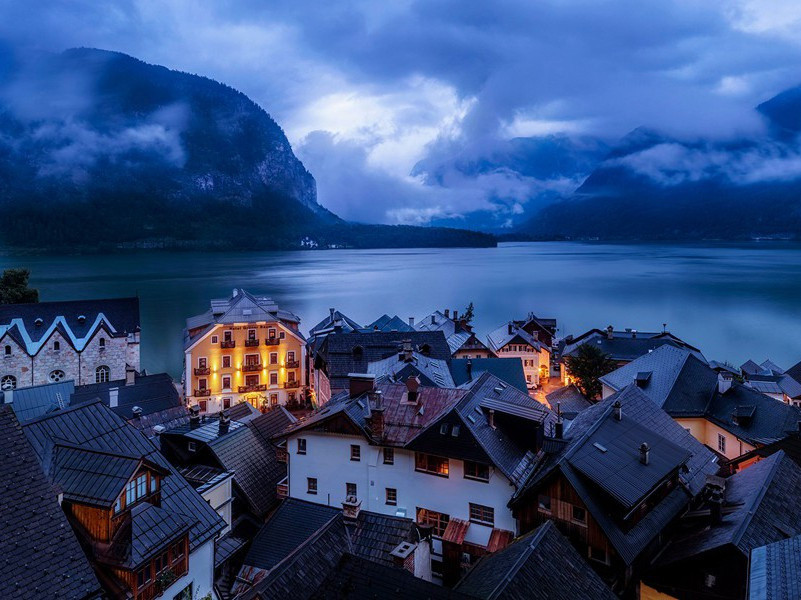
[464,461,490,482]
[279,331,286,339]
[439,423,449,435]
[572,505,587,524]
[95,365,110,383]
[270,372,278,385]
[346,482,357,498]
[114,496,122,514]
[222,397,231,409]
[350,445,361,461]
[53,341,60,351]
[297,439,307,455]
[211,335,219,344]
[3,345,10,356]
[0,375,15,390]
[188,441,197,453]
[386,488,397,505]
[383,447,394,465]
[222,376,231,390]
[717,433,726,454]
[537,494,551,512]
[469,503,495,526]
[99,337,105,349]
[270,352,278,365]
[49,369,66,382]
[222,355,231,368]
[307,477,317,494]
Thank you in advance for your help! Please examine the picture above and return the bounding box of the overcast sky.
[3,0,801,223]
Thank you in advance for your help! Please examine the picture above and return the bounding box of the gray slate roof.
[109,502,196,568]
[450,358,528,394]
[545,385,592,420]
[659,451,801,565]
[749,534,801,600]
[22,400,225,552]
[72,372,182,419]
[369,352,455,387]
[455,521,616,600]
[2,379,74,422]
[0,405,102,600]
[562,329,703,363]
[486,322,543,353]
[365,314,415,332]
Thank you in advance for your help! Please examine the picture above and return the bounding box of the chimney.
[409,316,415,328]
[125,365,136,386]
[132,406,143,420]
[466,359,473,381]
[705,475,725,525]
[606,325,614,340]
[369,390,385,439]
[640,442,650,465]
[349,373,376,398]
[232,288,239,297]
[406,375,421,404]
[554,418,563,439]
[189,405,201,428]
[718,373,733,395]
[631,329,637,339]
[329,307,335,320]
[444,309,450,318]
[109,387,119,408]
[342,495,362,521]
[153,425,165,436]
[431,315,436,325]
[390,541,417,573]
[452,310,458,321]
[218,410,231,434]
[401,339,414,362]
[613,400,622,421]
[488,409,496,430]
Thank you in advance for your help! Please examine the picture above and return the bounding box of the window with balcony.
[287,351,295,362]
[464,461,490,482]
[383,447,394,464]
[386,488,397,505]
[245,374,259,387]
[248,329,257,340]
[268,328,276,339]
[198,357,207,369]
[469,503,495,527]
[416,507,450,537]
[288,371,296,383]
[198,378,207,390]
[224,331,232,342]
[415,452,449,477]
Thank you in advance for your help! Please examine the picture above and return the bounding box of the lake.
[4,242,801,378]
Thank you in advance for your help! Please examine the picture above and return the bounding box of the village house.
[0,297,140,391]
[278,371,555,585]
[184,289,306,413]
[740,358,801,406]
[486,321,550,388]
[21,400,225,600]
[559,326,702,385]
[416,309,495,359]
[600,345,801,460]
[510,385,719,594]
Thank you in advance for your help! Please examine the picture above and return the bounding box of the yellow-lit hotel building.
[183,289,306,413]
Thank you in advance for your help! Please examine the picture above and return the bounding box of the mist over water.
[5,242,801,378]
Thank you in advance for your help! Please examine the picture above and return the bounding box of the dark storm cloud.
[2,1,801,221]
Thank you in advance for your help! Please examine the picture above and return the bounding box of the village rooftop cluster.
[1,288,800,600]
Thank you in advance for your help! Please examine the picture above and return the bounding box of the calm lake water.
[3,242,801,378]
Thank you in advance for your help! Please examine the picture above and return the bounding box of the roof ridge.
[484,521,550,600]
[53,440,145,462]
[732,450,786,549]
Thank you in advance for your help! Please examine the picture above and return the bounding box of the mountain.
[0,48,494,250]
[521,87,801,241]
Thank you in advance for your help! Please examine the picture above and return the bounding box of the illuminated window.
[95,365,110,383]
[268,328,276,339]
[222,355,231,368]
[269,352,278,365]
[469,503,494,527]
[247,329,257,340]
[416,507,450,537]
[415,452,449,477]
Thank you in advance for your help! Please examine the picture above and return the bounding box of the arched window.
[49,370,66,382]
[95,365,110,383]
[352,345,364,358]
[1,375,16,390]
[4,345,10,356]
[99,338,106,349]
[53,341,60,351]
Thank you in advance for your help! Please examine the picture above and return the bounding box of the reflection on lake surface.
[4,242,801,377]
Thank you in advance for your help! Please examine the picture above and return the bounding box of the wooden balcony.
[284,381,300,389]
[194,367,210,376]
[238,384,267,393]
[194,388,211,397]
[242,363,262,372]
[220,340,236,349]
[277,477,288,499]
[136,565,187,600]
[276,446,288,463]
[245,339,260,347]
[285,360,300,369]
[264,337,280,346]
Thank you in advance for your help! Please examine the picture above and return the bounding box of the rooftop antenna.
[662,323,667,333]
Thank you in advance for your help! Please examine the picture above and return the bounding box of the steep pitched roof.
[514,385,719,565]
[72,372,182,419]
[22,401,225,551]
[563,329,703,363]
[309,309,363,337]
[365,314,415,332]
[0,405,103,600]
[368,352,455,387]
[455,521,616,600]
[249,406,297,446]
[450,358,528,394]
[0,297,139,355]
[659,451,801,565]
[545,385,592,419]
[749,534,801,600]
[486,322,543,353]
[3,379,75,422]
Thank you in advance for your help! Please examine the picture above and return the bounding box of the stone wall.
[0,337,33,388]
[79,332,129,384]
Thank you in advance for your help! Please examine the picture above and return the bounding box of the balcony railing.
[284,381,300,389]
[220,340,236,348]
[194,367,210,376]
[264,337,280,346]
[285,360,300,369]
[238,384,267,393]
[277,476,288,499]
[242,363,262,372]
[194,388,211,396]
[245,339,260,347]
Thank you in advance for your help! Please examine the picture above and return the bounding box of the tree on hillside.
[563,344,616,400]
[462,302,475,325]
[0,269,39,304]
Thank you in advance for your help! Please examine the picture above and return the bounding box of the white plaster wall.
[202,478,233,535]
[162,539,215,600]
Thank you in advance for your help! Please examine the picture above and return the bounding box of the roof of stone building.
[514,385,719,565]
[22,400,225,552]
[0,405,103,600]
[0,297,139,355]
[658,451,801,565]
[749,534,801,600]
[456,521,617,600]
